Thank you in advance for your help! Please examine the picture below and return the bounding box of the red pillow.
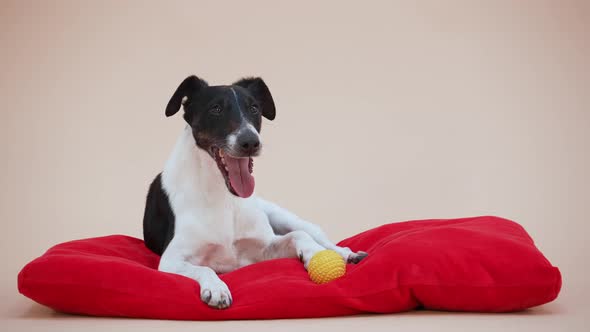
[18,216,561,320]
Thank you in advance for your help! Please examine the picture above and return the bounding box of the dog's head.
[165,75,276,198]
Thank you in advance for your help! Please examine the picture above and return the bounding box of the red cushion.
[18,216,561,320]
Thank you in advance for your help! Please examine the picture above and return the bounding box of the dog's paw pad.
[347,251,368,264]
[216,295,232,309]
[200,286,233,310]
[200,289,212,303]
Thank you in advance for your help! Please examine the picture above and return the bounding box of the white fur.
[159,126,360,308]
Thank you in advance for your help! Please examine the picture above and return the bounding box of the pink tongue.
[224,155,255,198]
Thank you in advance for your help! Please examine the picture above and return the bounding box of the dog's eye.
[249,105,260,114]
[209,105,222,116]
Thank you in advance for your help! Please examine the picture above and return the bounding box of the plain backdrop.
[1,0,588,331]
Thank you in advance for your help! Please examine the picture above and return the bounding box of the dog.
[143,75,368,309]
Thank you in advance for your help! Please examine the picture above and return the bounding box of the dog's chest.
[186,200,274,273]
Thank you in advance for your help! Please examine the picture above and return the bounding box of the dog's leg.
[255,197,368,264]
[159,244,232,309]
[263,231,326,268]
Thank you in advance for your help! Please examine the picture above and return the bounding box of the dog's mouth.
[211,146,255,198]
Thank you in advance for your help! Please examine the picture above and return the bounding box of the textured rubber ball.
[307,250,346,284]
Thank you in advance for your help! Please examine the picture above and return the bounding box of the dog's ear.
[165,75,208,117]
[233,77,276,120]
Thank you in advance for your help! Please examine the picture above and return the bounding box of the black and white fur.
[143,76,367,309]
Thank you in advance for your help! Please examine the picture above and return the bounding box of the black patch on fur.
[165,76,208,118]
[233,77,276,121]
[142,173,175,255]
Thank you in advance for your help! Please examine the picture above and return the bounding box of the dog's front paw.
[199,279,232,309]
[347,251,368,264]
[332,246,368,264]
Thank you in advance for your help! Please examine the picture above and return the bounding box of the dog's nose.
[237,133,260,155]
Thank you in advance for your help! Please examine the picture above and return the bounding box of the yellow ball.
[307,250,346,284]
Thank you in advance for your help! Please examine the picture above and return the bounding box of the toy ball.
[307,250,346,284]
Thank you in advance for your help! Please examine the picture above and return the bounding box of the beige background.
[1,0,588,331]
